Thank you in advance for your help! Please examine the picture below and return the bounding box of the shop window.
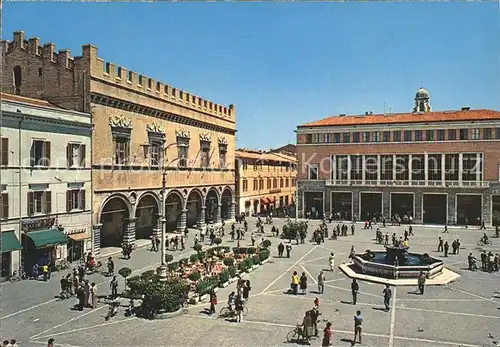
[1,138,8,166]
[67,143,86,168]
[308,165,318,180]
[28,191,51,215]
[0,192,8,219]
[66,189,86,211]
[30,140,51,166]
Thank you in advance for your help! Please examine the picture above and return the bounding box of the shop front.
[1,231,23,280]
[66,228,90,262]
[22,225,69,273]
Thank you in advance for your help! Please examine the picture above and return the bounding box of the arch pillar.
[230,200,236,220]
[123,218,137,245]
[153,214,162,239]
[178,209,188,233]
[197,206,206,230]
[215,203,222,224]
[92,223,102,254]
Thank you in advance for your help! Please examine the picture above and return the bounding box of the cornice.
[90,93,236,136]
[1,111,93,130]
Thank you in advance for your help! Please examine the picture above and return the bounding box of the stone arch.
[205,188,219,224]
[99,194,132,248]
[134,192,160,240]
[221,187,233,220]
[186,189,203,228]
[165,190,184,233]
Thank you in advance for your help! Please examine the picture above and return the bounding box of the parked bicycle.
[218,304,248,318]
[9,269,28,283]
[286,324,304,343]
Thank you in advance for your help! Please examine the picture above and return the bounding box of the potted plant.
[190,254,200,263]
[262,239,272,249]
[214,237,222,245]
[223,257,234,267]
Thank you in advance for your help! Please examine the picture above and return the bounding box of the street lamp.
[157,143,183,281]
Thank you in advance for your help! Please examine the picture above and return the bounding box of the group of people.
[150,234,186,252]
[469,251,500,272]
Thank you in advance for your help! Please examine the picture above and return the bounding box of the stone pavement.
[2,218,500,347]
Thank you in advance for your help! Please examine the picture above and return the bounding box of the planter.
[246,268,253,273]
[229,278,235,284]
[260,258,269,265]
[213,287,220,293]
[252,265,259,270]
[199,294,208,302]
[221,281,230,288]
[153,307,183,320]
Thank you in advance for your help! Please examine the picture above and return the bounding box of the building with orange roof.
[296,88,500,226]
[0,93,92,279]
[235,149,297,216]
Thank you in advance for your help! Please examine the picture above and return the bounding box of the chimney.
[461,107,470,111]
[339,113,346,117]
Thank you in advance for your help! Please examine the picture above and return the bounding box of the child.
[314,296,320,308]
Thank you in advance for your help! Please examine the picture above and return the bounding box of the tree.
[118,267,132,287]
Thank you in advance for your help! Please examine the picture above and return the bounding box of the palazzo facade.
[2,31,236,253]
[296,88,500,226]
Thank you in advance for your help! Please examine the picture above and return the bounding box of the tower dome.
[415,87,430,99]
[413,87,431,113]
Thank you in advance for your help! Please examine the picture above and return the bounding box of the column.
[424,153,429,185]
[331,155,336,183]
[123,218,136,245]
[476,153,481,183]
[230,200,236,220]
[483,194,491,226]
[392,154,397,182]
[361,155,366,184]
[377,155,381,185]
[92,223,102,254]
[347,155,352,184]
[458,153,463,185]
[152,214,161,238]
[408,154,413,184]
[215,203,222,224]
[441,154,446,186]
[177,209,187,233]
[197,206,206,230]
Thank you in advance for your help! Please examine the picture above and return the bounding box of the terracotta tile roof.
[299,109,500,128]
[235,149,296,164]
[1,93,64,110]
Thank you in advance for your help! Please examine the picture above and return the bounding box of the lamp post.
[158,143,182,280]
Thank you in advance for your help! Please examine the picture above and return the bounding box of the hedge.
[167,262,179,272]
[228,266,237,278]
[196,276,219,295]
[188,271,201,282]
[252,255,260,265]
[223,258,234,267]
[179,258,189,266]
[218,269,230,284]
[165,254,174,263]
[259,249,270,262]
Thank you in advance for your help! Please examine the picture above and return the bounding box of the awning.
[26,229,69,248]
[1,231,23,253]
[261,198,270,205]
[68,232,90,242]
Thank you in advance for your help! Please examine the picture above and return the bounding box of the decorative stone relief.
[175,129,191,139]
[218,136,228,145]
[109,115,132,129]
[200,133,212,142]
[147,122,165,134]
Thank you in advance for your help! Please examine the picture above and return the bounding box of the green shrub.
[223,258,234,267]
[214,237,222,245]
[140,276,190,316]
[247,247,257,255]
[190,253,199,263]
[167,262,179,272]
[252,255,260,265]
[228,266,237,278]
[188,271,201,281]
[243,258,253,269]
[237,261,246,272]
[239,247,248,254]
[234,254,242,260]
[141,270,156,281]
[196,276,219,295]
[165,254,174,263]
[259,249,270,262]
[193,243,203,252]
[262,239,272,248]
[118,267,132,279]
[127,275,142,294]
[218,269,230,284]
[179,258,189,266]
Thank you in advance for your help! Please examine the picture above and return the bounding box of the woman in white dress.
[329,252,335,272]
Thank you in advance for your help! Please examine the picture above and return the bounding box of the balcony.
[325,180,489,188]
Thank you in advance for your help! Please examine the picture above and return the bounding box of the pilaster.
[347,155,352,183]
[458,153,463,185]
[178,209,187,232]
[352,189,360,219]
[123,218,136,245]
[408,154,413,183]
[414,191,423,223]
[362,155,366,184]
[331,155,336,183]
[441,154,446,186]
[392,154,397,182]
[377,155,381,185]
[152,214,161,238]
[197,206,206,230]
[476,153,481,182]
[424,153,429,184]
[92,223,102,254]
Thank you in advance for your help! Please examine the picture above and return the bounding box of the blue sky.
[3,2,499,149]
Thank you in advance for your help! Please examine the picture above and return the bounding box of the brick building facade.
[296,88,500,226]
[2,31,236,252]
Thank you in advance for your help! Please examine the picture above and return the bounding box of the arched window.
[13,66,22,95]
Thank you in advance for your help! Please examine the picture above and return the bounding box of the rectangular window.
[66,189,86,211]
[428,154,442,181]
[426,130,434,141]
[393,131,401,142]
[372,132,380,142]
[285,178,289,187]
[403,131,412,142]
[445,154,459,181]
[380,155,393,181]
[280,178,284,188]
[342,133,350,143]
[149,142,162,167]
[411,154,425,181]
[67,143,86,168]
[219,146,227,168]
[471,128,480,140]
[350,155,363,180]
[352,132,360,143]
[308,165,318,180]
[496,128,500,139]
[31,140,51,166]
[273,178,278,188]
[437,129,445,141]
[395,155,409,181]
[365,155,377,180]
[177,138,189,167]
[484,128,492,140]
[462,153,479,181]
[459,129,468,140]
[259,179,264,190]
[415,130,423,141]
[1,138,8,166]
[313,134,321,144]
[28,191,51,215]
[324,133,330,143]
[253,179,258,191]
[242,179,248,192]
[114,137,130,165]
[333,133,341,143]
[200,143,210,168]
[336,155,348,180]
[305,134,313,144]
[267,178,271,189]
[362,132,370,142]
[383,131,390,142]
[0,192,8,219]
[448,129,457,140]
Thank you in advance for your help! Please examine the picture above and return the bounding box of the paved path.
[2,218,500,346]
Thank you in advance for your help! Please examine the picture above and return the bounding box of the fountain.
[351,245,444,279]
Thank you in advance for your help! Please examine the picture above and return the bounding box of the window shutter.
[67,145,72,167]
[80,189,86,210]
[66,190,72,212]
[2,193,8,218]
[1,138,8,166]
[45,191,52,214]
[44,141,51,166]
[80,144,86,167]
[28,191,34,215]
[30,142,35,167]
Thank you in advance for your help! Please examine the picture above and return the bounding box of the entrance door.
[304,192,324,219]
[390,193,414,219]
[422,194,447,225]
[456,194,482,225]
[332,192,353,220]
[492,196,500,226]
[360,193,382,221]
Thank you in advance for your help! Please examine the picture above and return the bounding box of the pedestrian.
[322,322,333,346]
[107,257,114,276]
[42,263,49,282]
[417,271,426,295]
[302,311,313,344]
[443,224,448,233]
[76,284,85,311]
[351,279,359,305]
[291,271,299,295]
[444,241,449,257]
[110,275,119,298]
[353,310,363,344]
[286,244,292,258]
[278,243,284,257]
[47,339,55,347]
[2,340,9,347]
[317,271,325,294]
[150,236,157,252]
[329,252,335,272]
[437,237,443,252]
[209,291,217,315]
[455,239,461,254]
[91,282,98,308]
[300,272,308,295]
[382,284,392,311]
[235,294,244,323]
[84,280,90,307]
[243,280,251,301]
[9,340,17,347]
[309,307,320,337]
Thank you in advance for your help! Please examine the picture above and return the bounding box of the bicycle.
[477,239,493,247]
[218,304,248,318]
[286,324,304,343]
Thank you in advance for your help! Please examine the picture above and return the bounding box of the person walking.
[300,272,308,295]
[417,271,426,295]
[353,310,363,345]
[444,241,449,257]
[209,291,217,315]
[322,322,333,347]
[351,279,359,305]
[234,294,244,323]
[47,339,55,347]
[91,282,98,308]
[437,237,444,252]
[329,252,335,272]
[110,275,119,298]
[243,280,251,301]
[107,257,115,276]
[382,284,392,311]
[302,311,313,345]
[278,243,285,257]
[286,244,292,258]
[317,271,325,294]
